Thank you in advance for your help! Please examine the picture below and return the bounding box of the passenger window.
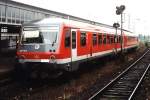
[65,29,71,47]
[114,35,117,43]
[80,32,86,46]
[110,35,114,44]
[117,36,120,43]
[98,34,102,45]
[103,34,107,44]
[119,36,121,43]
[107,35,110,44]
[93,33,97,46]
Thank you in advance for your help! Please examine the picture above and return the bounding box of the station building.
[0,0,111,55]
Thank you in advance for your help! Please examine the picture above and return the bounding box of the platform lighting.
[116,5,125,53]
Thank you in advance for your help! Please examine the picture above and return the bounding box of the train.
[16,17,139,73]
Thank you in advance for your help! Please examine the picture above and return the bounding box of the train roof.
[23,17,137,37]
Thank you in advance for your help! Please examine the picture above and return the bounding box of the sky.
[13,0,150,35]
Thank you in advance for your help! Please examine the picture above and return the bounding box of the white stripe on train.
[19,45,138,64]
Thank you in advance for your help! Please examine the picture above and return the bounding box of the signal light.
[113,23,120,28]
[116,5,125,15]
[120,5,125,11]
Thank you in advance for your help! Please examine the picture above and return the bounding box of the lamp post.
[116,5,125,53]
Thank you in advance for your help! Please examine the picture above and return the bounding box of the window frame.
[80,31,86,47]
[98,33,103,45]
[92,33,97,46]
[103,34,107,44]
[107,34,111,44]
[64,28,71,48]
[110,35,114,44]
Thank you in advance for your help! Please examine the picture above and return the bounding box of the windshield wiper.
[52,34,57,47]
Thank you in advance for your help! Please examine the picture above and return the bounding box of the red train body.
[16,18,139,71]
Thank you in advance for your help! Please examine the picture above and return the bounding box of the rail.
[89,49,150,100]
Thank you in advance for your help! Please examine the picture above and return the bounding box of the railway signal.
[113,23,120,53]
[116,5,125,54]
[113,22,120,49]
[113,22,120,42]
[113,23,120,28]
[116,5,125,15]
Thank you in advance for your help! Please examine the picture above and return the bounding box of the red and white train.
[16,17,139,72]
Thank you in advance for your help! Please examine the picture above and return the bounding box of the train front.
[16,21,61,72]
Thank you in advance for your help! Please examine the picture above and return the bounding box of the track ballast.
[89,49,150,100]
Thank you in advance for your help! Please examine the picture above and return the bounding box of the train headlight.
[18,55,26,63]
[49,55,56,63]
[18,55,25,59]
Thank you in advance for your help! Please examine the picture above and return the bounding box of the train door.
[71,29,77,62]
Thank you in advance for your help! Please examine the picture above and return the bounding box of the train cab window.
[98,34,102,44]
[65,29,71,47]
[103,34,107,44]
[23,33,43,43]
[93,33,97,46]
[80,32,86,46]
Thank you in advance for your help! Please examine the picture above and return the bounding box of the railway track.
[0,49,148,99]
[89,49,150,100]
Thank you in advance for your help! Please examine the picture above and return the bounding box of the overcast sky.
[13,0,150,35]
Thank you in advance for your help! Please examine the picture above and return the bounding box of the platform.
[0,55,15,80]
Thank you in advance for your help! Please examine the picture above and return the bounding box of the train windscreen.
[21,26,59,44]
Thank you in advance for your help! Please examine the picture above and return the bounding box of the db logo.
[35,44,40,49]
